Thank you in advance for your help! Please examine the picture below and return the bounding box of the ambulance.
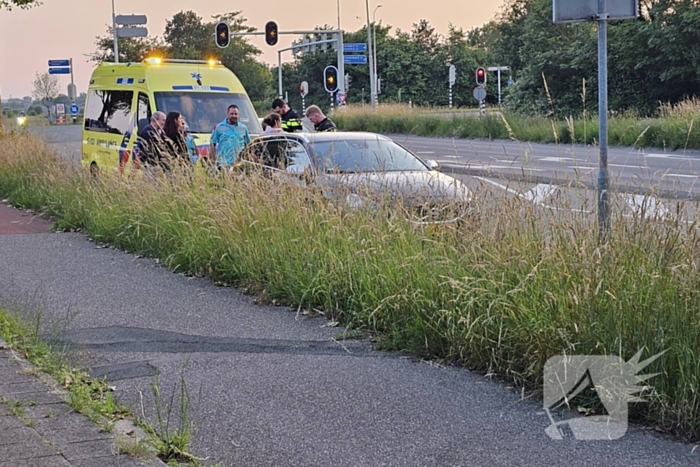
[81,57,262,172]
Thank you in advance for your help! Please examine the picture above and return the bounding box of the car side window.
[285,141,312,169]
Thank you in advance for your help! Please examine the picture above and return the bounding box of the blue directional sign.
[344,54,367,65]
[69,103,79,115]
[48,59,70,67]
[48,68,71,75]
[344,43,367,53]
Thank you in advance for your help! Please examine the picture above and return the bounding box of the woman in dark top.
[162,111,190,171]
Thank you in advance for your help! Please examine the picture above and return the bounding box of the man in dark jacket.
[271,98,304,132]
[135,111,167,169]
[305,105,337,132]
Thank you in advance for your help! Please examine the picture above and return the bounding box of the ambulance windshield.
[154,92,262,135]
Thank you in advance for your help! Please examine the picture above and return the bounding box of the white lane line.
[415,151,435,154]
[438,154,460,159]
[540,157,574,162]
[644,153,696,160]
[608,163,649,169]
[661,173,698,178]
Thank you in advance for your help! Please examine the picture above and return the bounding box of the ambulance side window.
[83,89,134,135]
[137,93,151,134]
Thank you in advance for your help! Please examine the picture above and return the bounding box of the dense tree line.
[82,1,700,117]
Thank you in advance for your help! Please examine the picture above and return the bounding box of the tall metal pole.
[373,5,382,105]
[497,66,502,106]
[365,0,376,110]
[337,30,345,96]
[112,0,119,63]
[277,50,283,98]
[337,0,341,31]
[598,0,610,237]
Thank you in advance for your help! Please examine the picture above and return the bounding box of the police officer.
[271,98,303,132]
[304,105,337,132]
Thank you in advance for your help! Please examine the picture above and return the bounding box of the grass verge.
[332,103,700,150]
[0,131,699,442]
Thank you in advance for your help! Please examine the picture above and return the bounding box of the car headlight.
[16,116,26,125]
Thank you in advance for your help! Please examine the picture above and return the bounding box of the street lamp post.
[111,0,119,63]
[373,4,383,106]
[365,0,376,110]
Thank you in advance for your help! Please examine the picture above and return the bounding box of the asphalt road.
[390,134,700,198]
[2,124,696,465]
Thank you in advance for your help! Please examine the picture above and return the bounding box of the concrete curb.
[0,337,168,467]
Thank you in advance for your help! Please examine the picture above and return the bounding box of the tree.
[0,0,41,10]
[32,72,59,117]
[90,26,165,63]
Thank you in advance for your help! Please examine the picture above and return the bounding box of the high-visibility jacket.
[280,108,304,132]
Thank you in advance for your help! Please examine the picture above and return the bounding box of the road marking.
[620,194,669,219]
[540,157,574,162]
[660,173,698,178]
[438,155,460,158]
[415,151,435,154]
[644,153,696,160]
[608,163,648,169]
[475,177,558,204]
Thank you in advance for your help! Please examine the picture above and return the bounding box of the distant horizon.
[0,0,504,98]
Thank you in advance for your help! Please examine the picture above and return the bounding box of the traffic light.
[324,66,338,93]
[475,67,486,86]
[215,22,229,48]
[265,21,278,46]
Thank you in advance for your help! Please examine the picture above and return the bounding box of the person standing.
[162,111,190,171]
[210,104,251,171]
[262,113,284,135]
[271,98,303,133]
[135,111,167,170]
[304,105,337,132]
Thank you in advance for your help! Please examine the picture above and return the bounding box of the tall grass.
[1,131,699,440]
[333,101,700,149]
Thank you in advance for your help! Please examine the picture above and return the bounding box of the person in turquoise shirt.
[210,104,251,170]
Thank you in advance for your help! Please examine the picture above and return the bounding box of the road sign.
[117,27,148,38]
[48,59,70,67]
[449,65,456,86]
[49,68,71,75]
[344,55,367,65]
[473,87,487,101]
[115,14,147,25]
[553,0,637,23]
[344,43,367,53]
[300,81,308,98]
[69,103,79,115]
[56,103,65,114]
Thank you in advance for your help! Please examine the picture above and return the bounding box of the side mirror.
[425,159,440,171]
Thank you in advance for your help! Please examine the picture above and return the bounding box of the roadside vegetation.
[1,131,699,442]
[332,100,700,150]
[0,304,203,465]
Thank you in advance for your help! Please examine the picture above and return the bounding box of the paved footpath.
[0,201,165,467]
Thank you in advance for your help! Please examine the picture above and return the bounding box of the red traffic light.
[475,67,486,86]
[265,21,278,46]
[215,22,230,48]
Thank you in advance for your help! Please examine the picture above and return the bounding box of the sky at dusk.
[0,0,504,99]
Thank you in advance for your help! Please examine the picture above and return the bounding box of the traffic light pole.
[276,38,339,98]
[232,29,346,96]
[597,0,610,238]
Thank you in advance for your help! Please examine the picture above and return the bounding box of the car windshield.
[153,91,262,134]
[310,138,428,173]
